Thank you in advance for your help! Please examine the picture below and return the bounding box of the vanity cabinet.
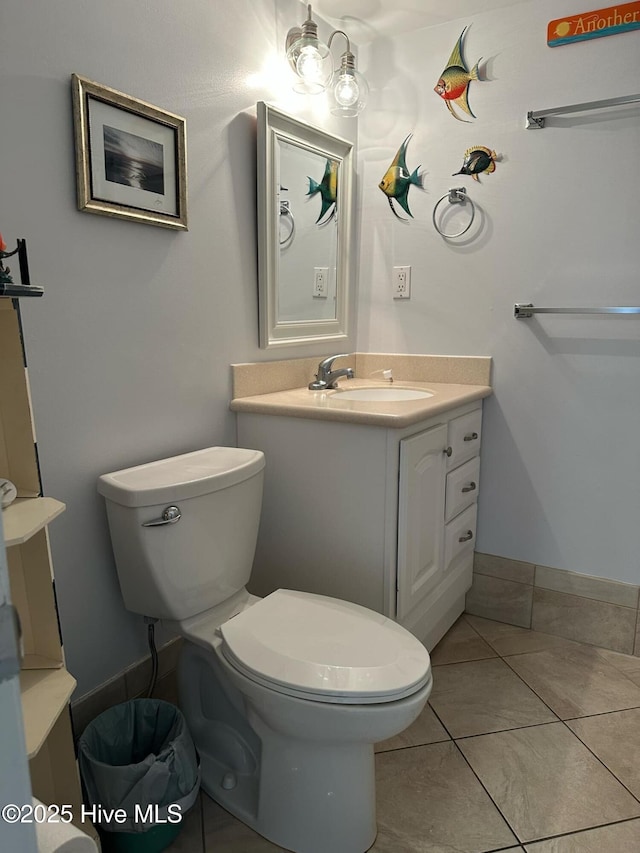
[0,298,97,843]
[237,399,483,650]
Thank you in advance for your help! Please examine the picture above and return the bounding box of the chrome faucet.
[308,353,355,390]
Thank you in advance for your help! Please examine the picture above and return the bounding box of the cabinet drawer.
[445,456,480,522]
[444,503,477,572]
[446,409,482,469]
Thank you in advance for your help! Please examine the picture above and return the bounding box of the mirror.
[257,102,354,348]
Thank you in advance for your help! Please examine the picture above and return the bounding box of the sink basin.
[332,387,434,402]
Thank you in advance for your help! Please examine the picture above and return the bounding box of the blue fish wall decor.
[378,135,424,221]
[307,159,339,224]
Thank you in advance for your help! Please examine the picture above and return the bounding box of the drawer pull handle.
[458,530,474,542]
[444,446,453,457]
[461,482,477,493]
[463,432,479,442]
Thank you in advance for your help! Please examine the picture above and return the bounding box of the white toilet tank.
[97,447,265,621]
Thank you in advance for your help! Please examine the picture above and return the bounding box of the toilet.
[97,447,432,853]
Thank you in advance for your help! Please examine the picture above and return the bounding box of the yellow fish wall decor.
[378,135,424,221]
[452,146,498,181]
[434,28,482,122]
[307,159,339,224]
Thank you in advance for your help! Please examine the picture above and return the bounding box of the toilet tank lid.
[97,447,265,507]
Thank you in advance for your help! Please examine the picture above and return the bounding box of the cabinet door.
[397,423,447,621]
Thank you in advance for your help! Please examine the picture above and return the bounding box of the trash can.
[78,699,200,853]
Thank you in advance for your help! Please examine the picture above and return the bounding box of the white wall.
[358,1,640,584]
[0,0,357,697]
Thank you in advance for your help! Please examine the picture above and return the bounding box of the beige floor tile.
[534,565,639,609]
[428,658,557,738]
[474,552,535,584]
[152,670,179,705]
[595,646,640,688]
[430,616,497,665]
[532,588,637,654]
[372,741,517,852]
[567,708,640,798]
[376,702,449,752]
[464,614,579,657]
[202,794,284,851]
[465,573,533,628]
[504,644,640,719]
[165,794,204,852]
[459,722,640,843]
[524,818,640,851]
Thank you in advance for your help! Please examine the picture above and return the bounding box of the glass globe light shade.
[286,36,333,94]
[331,66,369,117]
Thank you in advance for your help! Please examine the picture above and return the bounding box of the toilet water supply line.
[145,616,159,698]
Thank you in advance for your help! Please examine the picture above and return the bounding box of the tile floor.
[166,614,640,852]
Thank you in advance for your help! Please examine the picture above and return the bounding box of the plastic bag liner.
[78,699,200,834]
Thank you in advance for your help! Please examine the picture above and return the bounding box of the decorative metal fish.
[434,28,482,122]
[307,159,339,224]
[378,134,424,221]
[453,146,497,181]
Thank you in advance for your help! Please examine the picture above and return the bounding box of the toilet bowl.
[98,447,432,853]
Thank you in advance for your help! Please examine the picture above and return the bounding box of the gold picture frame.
[71,74,188,230]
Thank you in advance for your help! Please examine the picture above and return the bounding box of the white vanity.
[231,354,491,651]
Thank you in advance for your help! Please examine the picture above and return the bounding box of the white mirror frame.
[257,102,353,349]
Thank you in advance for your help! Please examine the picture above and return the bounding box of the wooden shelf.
[20,667,77,759]
[22,654,63,671]
[3,497,66,546]
[2,297,88,833]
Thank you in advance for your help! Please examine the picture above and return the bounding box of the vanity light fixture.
[285,4,368,116]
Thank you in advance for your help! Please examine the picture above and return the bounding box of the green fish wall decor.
[307,159,339,224]
[378,135,424,221]
[453,146,498,181]
[434,28,482,122]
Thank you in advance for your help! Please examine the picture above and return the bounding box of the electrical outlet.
[313,267,329,298]
[393,266,411,299]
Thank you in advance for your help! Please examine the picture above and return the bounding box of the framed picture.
[71,74,187,230]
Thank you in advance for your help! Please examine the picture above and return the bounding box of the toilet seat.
[219,589,431,705]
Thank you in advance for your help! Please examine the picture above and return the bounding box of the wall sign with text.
[548,2,640,46]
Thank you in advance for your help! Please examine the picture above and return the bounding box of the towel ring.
[432,187,475,238]
[279,200,295,248]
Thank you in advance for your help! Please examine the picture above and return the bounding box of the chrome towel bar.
[514,304,640,319]
[525,93,640,129]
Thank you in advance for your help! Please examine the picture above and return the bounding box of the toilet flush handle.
[141,505,182,527]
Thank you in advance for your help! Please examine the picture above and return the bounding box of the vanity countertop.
[230,379,492,428]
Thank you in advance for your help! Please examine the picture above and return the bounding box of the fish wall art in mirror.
[434,28,483,122]
[378,134,424,221]
[307,158,339,224]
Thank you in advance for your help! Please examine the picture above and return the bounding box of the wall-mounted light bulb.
[330,51,369,117]
[296,45,325,84]
[285,5,333,94]
[334,71,360,107]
